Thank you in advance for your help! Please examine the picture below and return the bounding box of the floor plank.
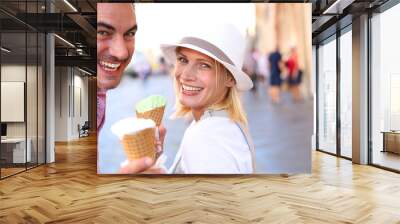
[1,135,400,223]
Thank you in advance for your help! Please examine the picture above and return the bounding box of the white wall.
[54,66,69,141]
[1,65,26,81]
[73,73,89,137]
[1,65,34,137]
[1,64,40,137]
[54,67,89,141]
[1,64,46,164]
[1,82,24,123]
[1,65,26,140]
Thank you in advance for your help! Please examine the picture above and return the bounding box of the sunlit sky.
[134,3,256,58]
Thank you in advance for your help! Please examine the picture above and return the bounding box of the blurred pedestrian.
[256,51,269,87]
[243,48,258,93]
[286,46,302,102]
[268,47,284,103]
[158,56,168,75]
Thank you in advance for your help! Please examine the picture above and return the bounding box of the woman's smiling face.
[174,47,231,115]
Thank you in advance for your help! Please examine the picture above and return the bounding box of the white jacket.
[170,110,254,174]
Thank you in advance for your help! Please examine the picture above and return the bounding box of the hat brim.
[160,43,253,91]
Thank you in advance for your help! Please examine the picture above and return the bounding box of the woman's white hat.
[160,23,253,91]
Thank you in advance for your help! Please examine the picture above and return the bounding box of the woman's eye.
[177,56,188,64]
[200,63,211,69]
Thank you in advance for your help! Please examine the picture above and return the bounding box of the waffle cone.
[121,128,156,161]
[136,106,165,126]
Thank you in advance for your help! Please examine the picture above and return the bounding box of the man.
[97,3,165,173]
[97,3,136,131]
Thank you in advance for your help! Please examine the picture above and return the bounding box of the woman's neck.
[192,109,205,122]
[191,92,229,121]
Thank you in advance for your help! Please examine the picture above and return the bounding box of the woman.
[160,24,256,174]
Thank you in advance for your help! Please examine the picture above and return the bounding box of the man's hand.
[155,125,167,157]
[119,157,166,174]
[119,125,167,174]
[119,157,153,173]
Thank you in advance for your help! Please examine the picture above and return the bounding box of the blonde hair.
[171,48,248,126]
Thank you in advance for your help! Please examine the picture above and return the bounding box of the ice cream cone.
[136,106,165,126]
[111,117,156,161]
[135,95,167,126]
[121,127,156,161]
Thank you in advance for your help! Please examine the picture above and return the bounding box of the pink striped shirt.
[97,89,107,132]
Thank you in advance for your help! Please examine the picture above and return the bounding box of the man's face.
[97,3,136,90]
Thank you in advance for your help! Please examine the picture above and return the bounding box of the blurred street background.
[99,3,313,173]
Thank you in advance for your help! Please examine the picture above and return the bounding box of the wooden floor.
[1,135,400,223]
[1,167,26,178]
[373,151,400,171]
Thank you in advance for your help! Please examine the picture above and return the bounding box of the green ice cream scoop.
[135,95,167,113]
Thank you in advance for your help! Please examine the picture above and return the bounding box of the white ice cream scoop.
[111,117,156,140]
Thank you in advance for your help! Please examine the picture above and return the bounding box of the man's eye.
[125,31,136,38]
[97,30,109,36]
